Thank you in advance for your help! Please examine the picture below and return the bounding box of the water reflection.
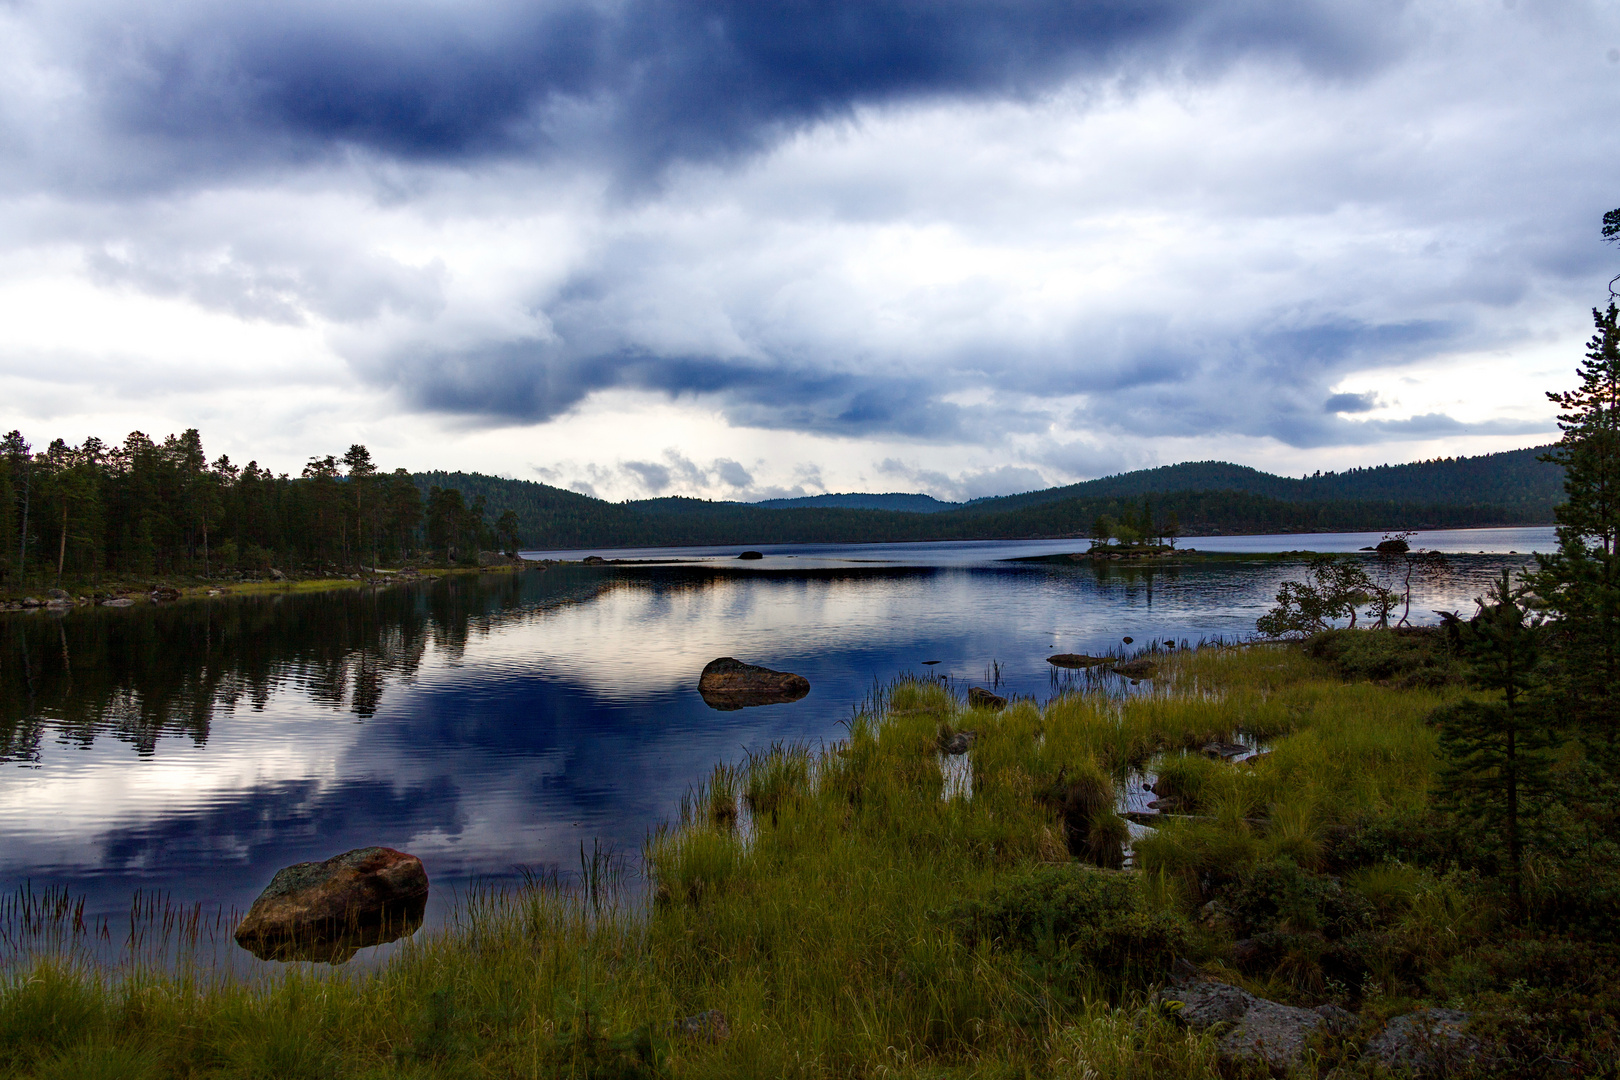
[0,546,1539,963]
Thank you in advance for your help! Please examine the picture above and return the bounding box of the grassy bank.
[0,563,537,608]
[1,643,1613,1078]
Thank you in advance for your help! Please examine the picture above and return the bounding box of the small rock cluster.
[1159,975,1487,1077]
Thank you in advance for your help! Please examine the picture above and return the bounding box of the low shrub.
[1305,627,1461,687]
[943,865,1188,993]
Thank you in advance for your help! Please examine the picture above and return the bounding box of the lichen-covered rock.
[1160,979,1326,1076]
[674,1010,730,1041]
[1363,1009,1485,1077]
[234,847,428,964]
[698,657,809,710]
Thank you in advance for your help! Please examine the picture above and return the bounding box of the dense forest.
[416,449,1556,552]
[0,432,1559,587]
[954,445,1563,516]
[0,431,512,586]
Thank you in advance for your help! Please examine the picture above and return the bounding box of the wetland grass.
[0,642,1609,1077]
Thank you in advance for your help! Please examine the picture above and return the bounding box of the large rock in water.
[698,657,810,711]
[234,847,428,964]
[1047,653,1111,669]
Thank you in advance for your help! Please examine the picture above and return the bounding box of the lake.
[0,526,1553,965]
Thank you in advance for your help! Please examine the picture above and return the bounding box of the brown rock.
[967,686,1007,711]
[1111,658,1158,678]
[698,657,810,711]
[234,847,428,964]
[1047,653,1110,668]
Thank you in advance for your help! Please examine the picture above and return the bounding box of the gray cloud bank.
[1,0,1612,493]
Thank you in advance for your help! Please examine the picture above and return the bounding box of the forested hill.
[957,446,1561,518]
[413,450,1560,551]
[753,492,956,513]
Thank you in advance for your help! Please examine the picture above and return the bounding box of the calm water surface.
[0,528,1553,965]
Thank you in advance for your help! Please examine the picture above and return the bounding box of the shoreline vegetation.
[0,430,1559,609]
[1,639,1614,1077]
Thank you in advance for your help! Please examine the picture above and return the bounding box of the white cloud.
[0,0,1606,498]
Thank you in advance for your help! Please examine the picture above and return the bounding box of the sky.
[0,0,1615,503]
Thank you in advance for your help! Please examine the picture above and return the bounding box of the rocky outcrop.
[1159,979,1331,1076]
[967,686,1007,711]
[1363,1009,1485,1077]
[698,657,810,711]
[1376,537,1411,554]
[737,550,764,560]
[234,847,428,964]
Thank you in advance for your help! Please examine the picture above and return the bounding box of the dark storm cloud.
[70,0,1394,184]
[374,335,1049,440]
[1325,391,1378,413]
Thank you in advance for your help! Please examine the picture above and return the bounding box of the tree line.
[414,471,1529,552]
[0,432,519,586]
[1255,291,1620,922]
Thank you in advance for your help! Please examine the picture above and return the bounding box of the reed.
[0,642,1577,1078]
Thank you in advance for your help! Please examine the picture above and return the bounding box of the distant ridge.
[414,444,1563,549]
[752,492,958,513]
[958,446,1561,518]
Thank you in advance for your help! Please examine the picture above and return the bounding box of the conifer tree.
[1431,570,1556,916]
[1530,302,1620,763]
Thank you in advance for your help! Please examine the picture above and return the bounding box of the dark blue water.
[0,529,1549,965]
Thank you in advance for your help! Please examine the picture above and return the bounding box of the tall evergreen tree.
[1431,570,1557,916]
[1530,302,1620,763]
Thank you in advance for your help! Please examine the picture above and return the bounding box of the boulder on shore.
[1159,978,1329,1075]
[698,657,810,711]
[234,847,428,964]
[967,686,1007,711]
[1364,1009,1485,1077]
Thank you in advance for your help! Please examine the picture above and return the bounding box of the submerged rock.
[1047,653,1110,668]
[698,657,810,711]
[1111,658,1158,679]
[967,686,1007,711]
[100,597,135,607]
[1201,740,1251,759]
[234,847,428,964]
[1159,978,1326,1075]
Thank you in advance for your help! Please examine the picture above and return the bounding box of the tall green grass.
[0,645,1475,1078]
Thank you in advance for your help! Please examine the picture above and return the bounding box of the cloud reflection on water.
[0,544,1544,940]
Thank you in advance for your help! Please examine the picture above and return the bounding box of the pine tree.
[1529,303,1620,763]
[1431,570,1556,915]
